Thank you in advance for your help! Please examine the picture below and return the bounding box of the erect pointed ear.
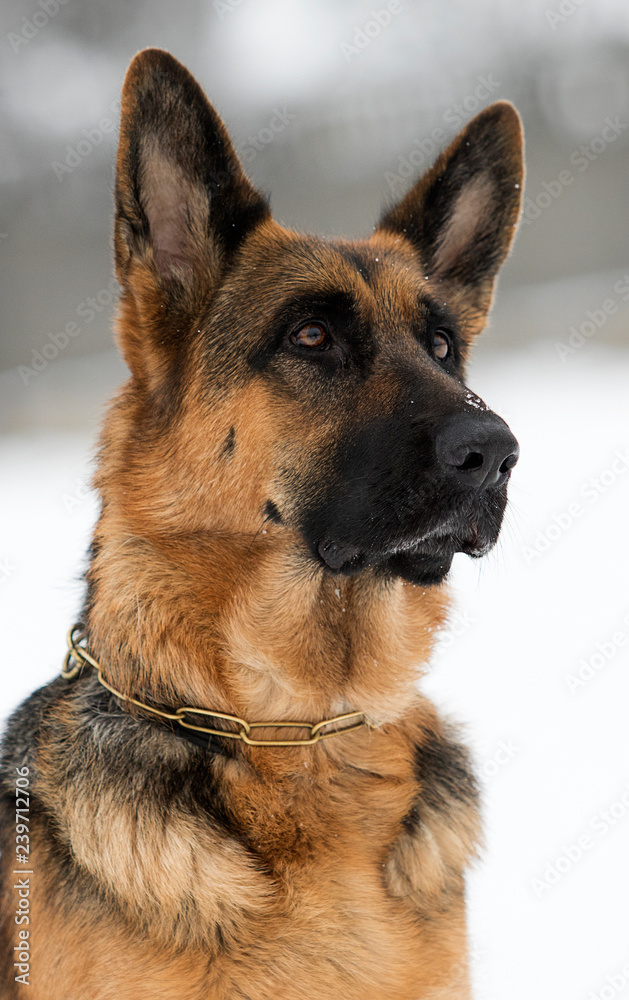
[378,102,524,303]
[114,48,270,372]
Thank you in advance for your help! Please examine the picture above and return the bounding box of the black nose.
[436,412,519,490]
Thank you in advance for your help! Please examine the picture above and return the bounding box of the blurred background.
[1,2,629,998]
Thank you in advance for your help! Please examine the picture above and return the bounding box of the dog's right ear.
[377,102,523,320]
[114,49,269,376]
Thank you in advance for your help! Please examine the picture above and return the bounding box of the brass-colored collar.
[62,624,368,748]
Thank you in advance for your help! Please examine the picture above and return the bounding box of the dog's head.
[110,49,523,587]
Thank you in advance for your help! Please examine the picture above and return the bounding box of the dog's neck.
[84,502,449,729]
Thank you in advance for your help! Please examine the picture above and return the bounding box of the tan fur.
[16,705,479,999]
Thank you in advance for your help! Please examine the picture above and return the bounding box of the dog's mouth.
[317,539,364,572]
[299,447,512,584]
[315,516,496,578]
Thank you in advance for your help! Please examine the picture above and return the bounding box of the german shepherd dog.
[1,49,524,999]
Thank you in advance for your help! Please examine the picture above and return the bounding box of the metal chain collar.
[62,624,368,747]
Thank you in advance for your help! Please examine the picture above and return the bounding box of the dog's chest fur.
[2,680,479,999]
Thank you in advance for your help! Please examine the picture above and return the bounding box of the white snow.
[1,341,628,999]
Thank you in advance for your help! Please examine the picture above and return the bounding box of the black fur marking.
[0,676,248,856]
[414,295,463,370]
[146,344,190,424]
[380,550,456,588]
[216,195,271,263]
[0,677,275,956]
[247,290,372,376]
[222,426,236,458]
[264,500,283,523]
[334,246,371,284]
[405,725,479,831]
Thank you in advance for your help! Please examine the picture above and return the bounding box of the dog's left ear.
[113,48,271,384]
[378,102,524,307]
[115,48,269,291]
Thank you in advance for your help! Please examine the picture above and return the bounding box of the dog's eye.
[290,323,329,349]
[432,329,451,361]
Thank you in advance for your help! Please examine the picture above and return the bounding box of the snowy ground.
[2,341,629,1000]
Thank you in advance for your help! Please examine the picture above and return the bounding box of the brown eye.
[290,323,328,349]
[433,329,451,361]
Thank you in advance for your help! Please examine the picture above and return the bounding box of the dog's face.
[111,50,524,587]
